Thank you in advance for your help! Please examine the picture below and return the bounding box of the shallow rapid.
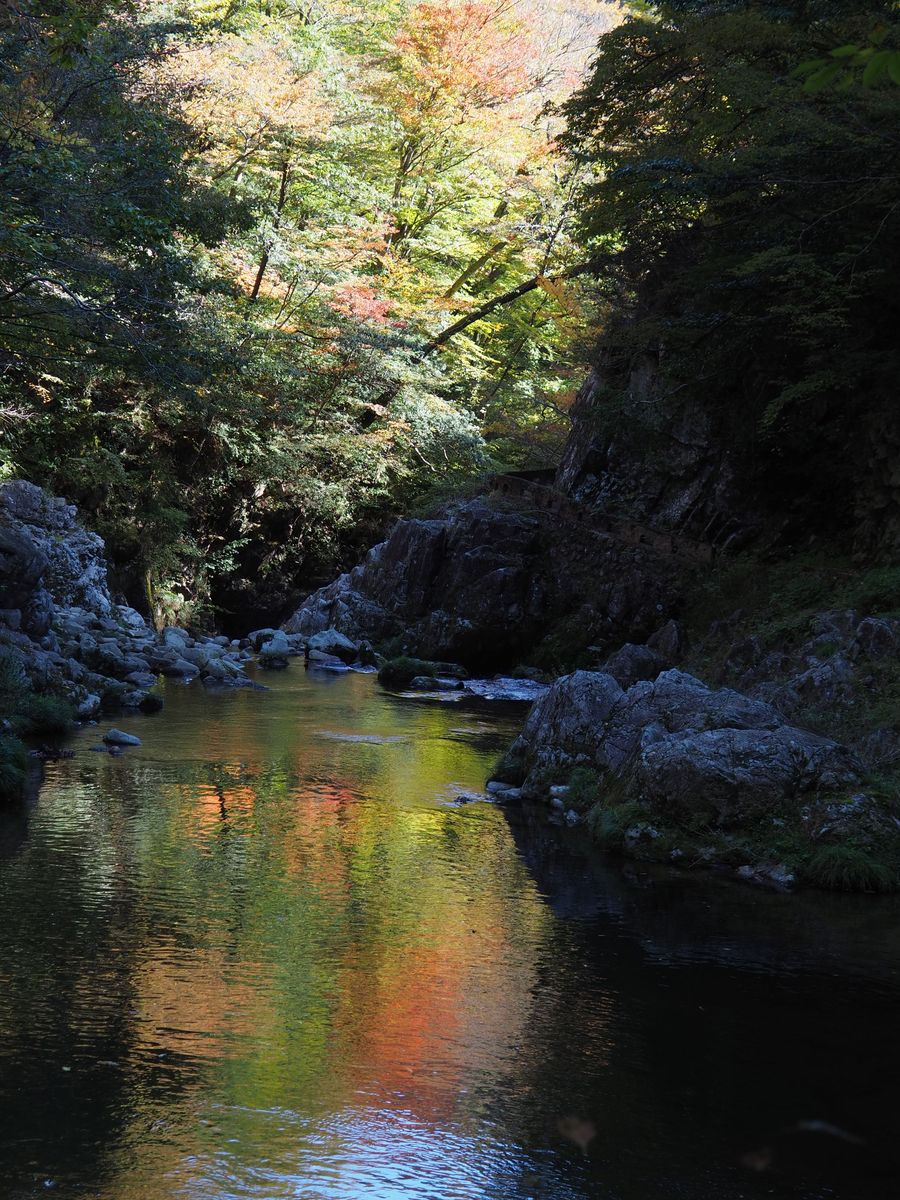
[0,669,897,1200]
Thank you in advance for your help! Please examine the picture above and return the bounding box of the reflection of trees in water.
[0,763,196,1195]
[0,693,545,1196]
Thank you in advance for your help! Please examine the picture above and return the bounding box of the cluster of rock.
[492,666,899,883]
[245,625,376,672]
[284,497,677,670]
[0,480,262,718]
[712,610,900,765]
[506,669,860,815]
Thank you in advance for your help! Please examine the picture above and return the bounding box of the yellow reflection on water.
[9,670,570,1199]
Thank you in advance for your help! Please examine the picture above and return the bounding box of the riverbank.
[4,476,898,893]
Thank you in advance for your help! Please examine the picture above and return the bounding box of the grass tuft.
[801,844,899,894]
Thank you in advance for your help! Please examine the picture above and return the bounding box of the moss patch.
[377,657,440,687]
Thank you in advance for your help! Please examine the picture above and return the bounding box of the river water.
[0,669,898,1200]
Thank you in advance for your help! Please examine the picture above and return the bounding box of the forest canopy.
[563,0,900,548]
[1,0,898,624]
[0,0,614,621]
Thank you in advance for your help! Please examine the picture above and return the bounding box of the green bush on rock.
[0,651,75,802]
[0,734,28,803]
[801,845,900,894]
[377,658,439,688]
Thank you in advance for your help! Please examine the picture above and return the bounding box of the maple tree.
[0,0,617,622]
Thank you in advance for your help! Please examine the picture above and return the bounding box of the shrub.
[18,694,74,736]
[491,746,526,786]
[566,766,600,810]
[801,845,899,894]
[377,657,438,687]
[0,734,28,803]
[587,798,643,851]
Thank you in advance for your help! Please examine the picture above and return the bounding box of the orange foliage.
[394,1,531,113]
[160,34,330,174]
[329,282,395,323]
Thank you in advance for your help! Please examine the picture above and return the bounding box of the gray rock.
[485,781,523,802]
[512,669,860,826]
[0,480,111,614]
[802,793,900,849]
[0,520,50,622]
[284,498,677,669]
[0,608,22,631]
[646,618,686,664]
[116,605,151,633]
[600,642,663,688]
[259,630,290,657]
[76,693,101,718]
[102,728,142,747]
[408,675,460,691]
[511,670,625,791]
[158,657,199,678]
[306,628,359,663]
[639,726,858,826]
[758,654,856,717]
[306,648,346,668]
[125,671,158,689]
[160,626,189,650]
[247,628,278,651]
[179,644,224,669]
[462,677,548,701]
[852,616,899,661]
[146,648,178,672]
[810,609,858,641]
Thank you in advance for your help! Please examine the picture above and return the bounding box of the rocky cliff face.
[0,481,258,722]
[0,481,112,636]
[555,362,753,551]
[284,497,681,671]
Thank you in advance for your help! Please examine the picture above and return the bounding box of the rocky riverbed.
[4,478,899,892]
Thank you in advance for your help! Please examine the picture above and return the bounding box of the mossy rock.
[377,657,466,688]
[491,746,526,786]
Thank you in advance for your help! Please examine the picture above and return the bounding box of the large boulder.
[600,642,663,688]
[0,480,111,614]
[307,628,358,663]
[0,522,48,612]
[509,669,860,828]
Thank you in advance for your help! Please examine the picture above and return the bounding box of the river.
[0,669,897,1199]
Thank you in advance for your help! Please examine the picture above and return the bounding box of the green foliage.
[561,0,900,547]
[566,765,600,810]
[801,844,900,893]
[15,695,74,737]
[377,657,439,687]
[0,649,73,801]
[0,735,28,803]
[683,551,900,661]
[490,745,526,786]
[0,651,74,737]
[586,797,643,851]
[1,1,601,622]
[796,21,900,92]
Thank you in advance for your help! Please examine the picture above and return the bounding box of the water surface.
[0,669,898,1199]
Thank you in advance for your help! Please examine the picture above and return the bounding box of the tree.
[560,0,900,546]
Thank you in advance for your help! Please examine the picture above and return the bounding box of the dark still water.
[1,671,898,1200]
